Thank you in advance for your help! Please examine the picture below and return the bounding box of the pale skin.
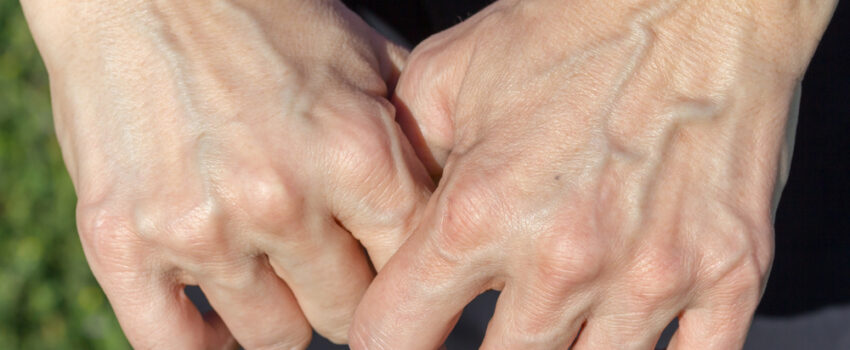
[352,0,837,349]
[22,0,431,348]
[21,0,836,349]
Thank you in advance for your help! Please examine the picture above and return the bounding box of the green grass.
[0,2,129,348]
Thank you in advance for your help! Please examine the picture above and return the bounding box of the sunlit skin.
[351,0,836,349]
[20,0,836,349]
[22,0,431,348]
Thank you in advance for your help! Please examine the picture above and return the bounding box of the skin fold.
[351,0,837,349]
[22,0,432,348]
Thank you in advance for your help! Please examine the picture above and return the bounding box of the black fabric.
[758,1,850,316]
[341,0,494,44]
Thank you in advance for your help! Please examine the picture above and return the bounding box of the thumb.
[391,35,470,178]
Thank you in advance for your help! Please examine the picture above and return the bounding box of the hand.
[22,0,431,348]
[351,0,836,349]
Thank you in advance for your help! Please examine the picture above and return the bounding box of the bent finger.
[349,225,488,350]
[666,305,755,350]
[572,306,680,350]
[327,98,434,270]
[480,280,590,350]
[667,281,761,349]
[98,269,235,349]
[263,219,375,343]
[198,256,312,350]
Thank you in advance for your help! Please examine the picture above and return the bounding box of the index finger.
[80,218,235,349]
[98,268,236,349]
[348,187,492,350]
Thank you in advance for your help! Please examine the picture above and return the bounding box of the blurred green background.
[0,2,129,348]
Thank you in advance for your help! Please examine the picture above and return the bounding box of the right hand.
[21,0,431,348]
[350,1,834,349]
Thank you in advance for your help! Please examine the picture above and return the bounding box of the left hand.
[22,0,430,347]
[350,0,836,349]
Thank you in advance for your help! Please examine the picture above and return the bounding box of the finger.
[263,219,375,343]
[666,308,752,350]
[666,271,761,350]
[377,39,409,92]
[80,214,235,349]
[97,270,235,349]
[571,277,688,350]
[344,133,432,269]
[349,221,489,350]
[198,256,312,350]
[391,35,468,173]
[392,92,443,178]
[666,297,757,350]
[572,307,680,350]
[327,97,434,270]
[479,280,590,350]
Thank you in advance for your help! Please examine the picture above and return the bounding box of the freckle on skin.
[555,175,561,180]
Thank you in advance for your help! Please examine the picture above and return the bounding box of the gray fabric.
[302,296,850,349]
[745,303,850,350]
[184,286,850,349]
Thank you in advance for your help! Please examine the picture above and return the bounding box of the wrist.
[504,0,836,77]
[21,0,344,64]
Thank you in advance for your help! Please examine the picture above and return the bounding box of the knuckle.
[76,203,140,271]
[711,260,765,308]
[338,98,392,145]
[76,203,121,241]
[396,47,433,95]
[629,246,691,304]
[749,217,776,275]
[534,229,605,292]
[328,102,395,178]
[225,168,302,228]
[430,182,498,258]
[324,99,427,231]
[394,52,454,156]
[349,127,392,165]
[698,212,773,286]
[134,198,226,259]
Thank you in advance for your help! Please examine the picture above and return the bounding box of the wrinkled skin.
[22,0,432,348]
[351,0,836,349]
